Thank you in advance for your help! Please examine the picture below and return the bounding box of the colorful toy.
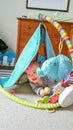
[36,94,59,104]
[0,14,73,110]
[0,85,59,110]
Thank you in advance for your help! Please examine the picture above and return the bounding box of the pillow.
[37,54,72,80]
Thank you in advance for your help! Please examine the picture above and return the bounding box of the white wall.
[0,0,73,52]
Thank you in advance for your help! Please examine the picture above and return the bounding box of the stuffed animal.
[37,54,72,80]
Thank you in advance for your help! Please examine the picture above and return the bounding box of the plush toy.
[37,54,72,80]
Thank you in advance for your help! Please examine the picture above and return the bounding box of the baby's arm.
[37,88,45,96]
[40,87,51,96]
[30,82,45,96]
[30,82,51,97]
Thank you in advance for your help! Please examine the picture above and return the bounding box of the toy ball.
[44,87,50,94]
[37,54,72,80]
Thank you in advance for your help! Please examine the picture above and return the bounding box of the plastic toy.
[44,87,54,96]
[0,85,59,110]
[44,87,51,94]
[36,94,59,104]
[59,85,73,107]
[50,94,59,104]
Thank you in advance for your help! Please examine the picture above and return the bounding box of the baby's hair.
[25,61,41,73]
[30,61,39,66]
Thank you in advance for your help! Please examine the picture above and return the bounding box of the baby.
[25,61,59,96]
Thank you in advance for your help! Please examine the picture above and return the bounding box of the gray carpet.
[0,84,73,130]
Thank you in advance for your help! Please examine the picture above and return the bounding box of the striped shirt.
[30,76,58,96]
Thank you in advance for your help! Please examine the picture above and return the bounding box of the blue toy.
[0,50,16,65]
[37,54,72,80]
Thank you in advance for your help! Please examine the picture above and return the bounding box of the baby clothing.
[29,76,58,96]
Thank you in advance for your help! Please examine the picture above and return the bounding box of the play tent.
[0,23,55,88]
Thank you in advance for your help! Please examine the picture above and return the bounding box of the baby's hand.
[40,89,45,96]
[40,87,50,96]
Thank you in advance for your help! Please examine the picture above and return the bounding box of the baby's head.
[25,61,41,83]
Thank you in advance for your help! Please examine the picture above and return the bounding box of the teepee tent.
[0,24,55,88]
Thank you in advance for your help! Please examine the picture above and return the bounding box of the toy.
[61,70,73,86]
[0,85,60,110]
[36,94,59,104]
[10,89,15,96]
[37,54,72,80]
[0,14,73,110]
[44,87,51,94]
[44,87,54,96]
[59,85,73,107]
[37,31,72,81]
[36,87,59,104]
[50,94,59,104]
[0,16,73,87]
[36,96,50,104]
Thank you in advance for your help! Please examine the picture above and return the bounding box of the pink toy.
[10,90,15,96]
[50,94,59,104]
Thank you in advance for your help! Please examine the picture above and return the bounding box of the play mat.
[0,14,73,110]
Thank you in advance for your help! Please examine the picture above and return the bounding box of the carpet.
[0,83,73,130]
